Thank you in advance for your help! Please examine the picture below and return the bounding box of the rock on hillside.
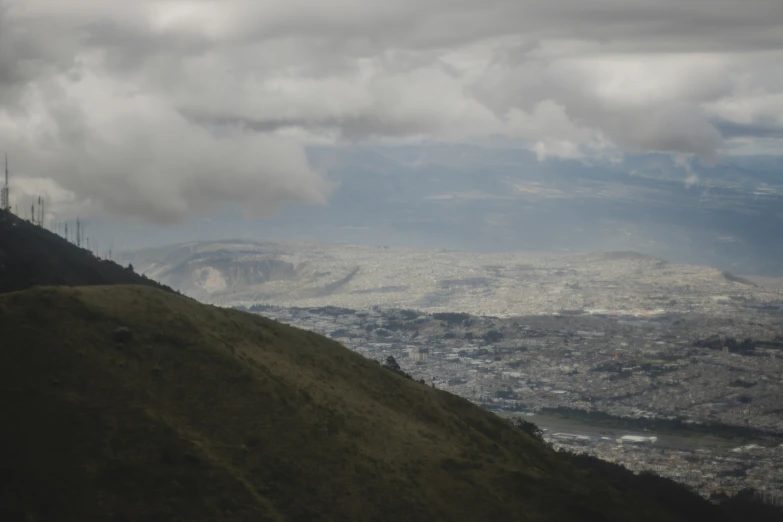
[0,285,736,522]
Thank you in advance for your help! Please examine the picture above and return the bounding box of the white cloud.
[1,0,782,221]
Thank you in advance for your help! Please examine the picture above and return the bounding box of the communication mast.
[1,154,9,212]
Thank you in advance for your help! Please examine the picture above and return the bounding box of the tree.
[508,417,544,443]
[383,355,401,372]
[381,355,418,381]
[483,330,504,343]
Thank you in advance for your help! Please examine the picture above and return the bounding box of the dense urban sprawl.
[243,269,783,502]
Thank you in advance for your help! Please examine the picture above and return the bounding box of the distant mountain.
[0,208,172,294]
[119,240,767,315]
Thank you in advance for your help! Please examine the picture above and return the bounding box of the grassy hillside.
[0,210,171,294]
[0,285,734,522]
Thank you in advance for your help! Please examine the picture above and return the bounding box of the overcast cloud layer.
[1,0,782,222]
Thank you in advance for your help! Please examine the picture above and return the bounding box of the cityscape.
[247,296,783,502]
[172,243,783,504]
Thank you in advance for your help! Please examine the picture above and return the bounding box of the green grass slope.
[0,285,730,522]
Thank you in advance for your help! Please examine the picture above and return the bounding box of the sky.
[1,0,782,230]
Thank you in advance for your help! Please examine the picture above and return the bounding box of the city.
[236,257,783,503]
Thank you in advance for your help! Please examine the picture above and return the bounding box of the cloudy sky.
[1,0,782,225]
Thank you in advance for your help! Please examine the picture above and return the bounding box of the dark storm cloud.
[0,0,782,222]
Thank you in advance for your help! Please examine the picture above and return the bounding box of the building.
[617,435,658,445]
[1,154,9,212]
[408,346,429,362]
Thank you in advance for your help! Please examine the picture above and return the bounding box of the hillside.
[0,209,171,294]
[0,284,747,522]
[0,213,767,521]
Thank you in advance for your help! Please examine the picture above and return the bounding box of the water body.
[498,412,746,452]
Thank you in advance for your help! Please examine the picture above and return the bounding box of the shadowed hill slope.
[0,209,172,294]
[0,285,736,522]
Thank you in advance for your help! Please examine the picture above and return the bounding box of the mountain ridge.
[0,208,173,294]
[117,239,768,316]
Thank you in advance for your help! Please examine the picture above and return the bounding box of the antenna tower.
[1,154,9,212]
